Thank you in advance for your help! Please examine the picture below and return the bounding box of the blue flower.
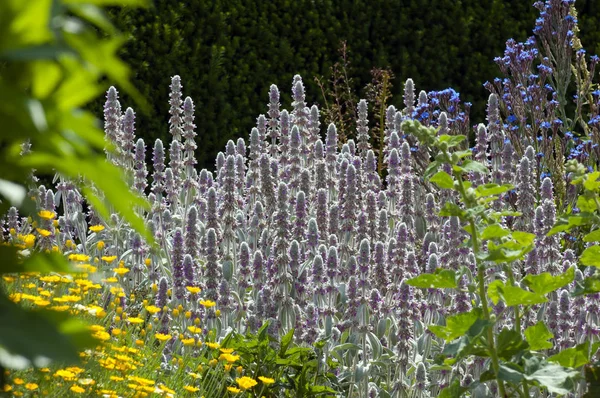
[540,121,551,129]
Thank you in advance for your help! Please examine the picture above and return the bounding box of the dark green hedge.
[98,0,599,169]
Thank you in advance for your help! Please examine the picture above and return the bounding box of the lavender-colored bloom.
[372,241,388,295]
[279,110,291,170]
[152,139,166,197]
[121,107,136,169]
[356,99,371,157]
[238,242,251,289]
[404,78,415,116]
[169,75,183,141]
[171,228,185,300]
[328,203,339,238]
[184,205,199,259]
[516,156,536,232]
[341,164,357,234]
[316,189,329,238]
[133,138,147,193]
[311,254,325,297]
[260,155,277,214]
[294,190,307,243]
[267,84,280,156]
[182,254,195,288]
[252,250,264,285]
[306,218,319,251]
[325,124,338,173]
[156,277,169,309]
[307,105,321,157]
[358,238,371,283]
[182,96,197,168]
[104,86,122,162]
[226,140,236,157]
[204,228,221,301]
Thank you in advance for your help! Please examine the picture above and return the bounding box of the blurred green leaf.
[0,250,74,275]
[429,309,481,342]
[406,269,457,289]
[430,171,454,189]
[581,246,600,267]
[496,328,529,360]
[500,285,547,307]
[523,267,574,296]
[525,322,554,351]
[549,342,593,368]
[475,183,514,198]
[0,294,92,369]
[584,229,600,243]
[481,224,510,240]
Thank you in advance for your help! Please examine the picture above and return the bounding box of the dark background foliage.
[96,0,600,170]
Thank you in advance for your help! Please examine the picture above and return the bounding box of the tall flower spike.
[279,110,291,172]
[404,78,415,116]
[306,217,319,252]
[294,190,307,241]
[171,228,185,300]
[325,123,338,173]
[184,205,199,260]
[121,107,136,170]
[152,139,166,197]
[473,124,490,186]
[267,84,280,157]
[341,164,357,234]
[104,86,122,163]
[307,105,321,159]
[169,75,184,142]
[182,254,195,288]
[134,138,147,194]
[259,155,276,215]
[182,96,197,172]
[204,228,221,302]
[356,99,371,158]
[238,242,251,290]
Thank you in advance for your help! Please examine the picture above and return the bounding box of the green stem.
[454,168,507,397]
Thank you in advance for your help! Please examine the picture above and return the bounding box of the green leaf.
[406,269,457,289]
[498,364,525,383]
[574,276,600,296]
[525,322,554,351]
[584,229,600,243]
[0,294,93,369]
[0,251,74,274]
[460,160,489,174]
[429,309,481,342]
[439,202,466,218]
[584,172,600,191]
[549,342,592,368]
[511,231,537,246]
[524,361,579,395]
[487,279,504,306]
[475,183,514,198]
[501,285,547,306]
[481,224,510,240]
[430,171,454,189]
[523,267,574,296]
[577,195,598,213]
[279,328,294,357]
[438,379,468,398]
[496,328,529,360]
[424,160,441,180]
[581,246,600,267]
[438,134,466,148]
